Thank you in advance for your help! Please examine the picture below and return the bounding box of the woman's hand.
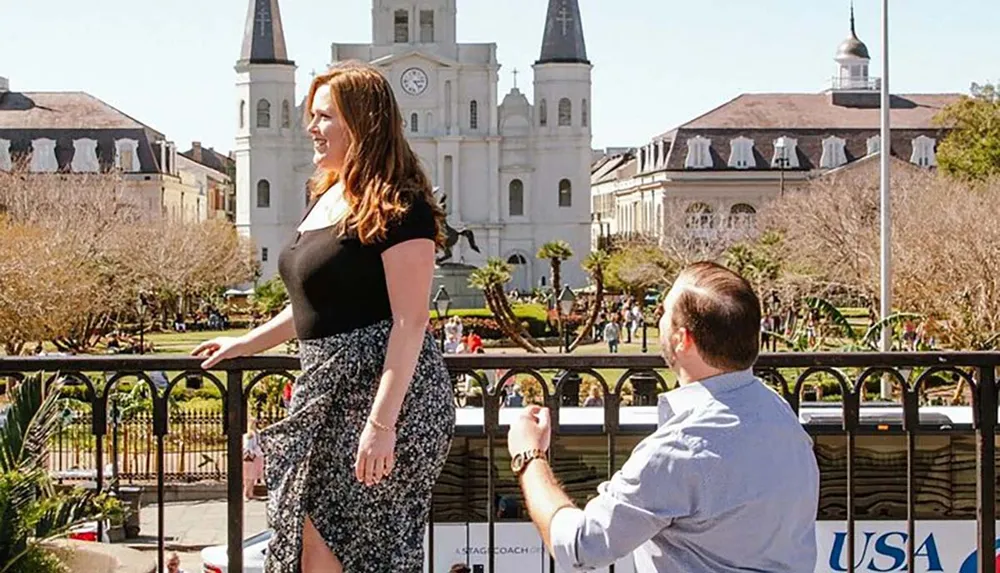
[355,421,396,486]
[191,336,250,369]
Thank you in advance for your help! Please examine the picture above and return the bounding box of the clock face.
[400,67,429,96]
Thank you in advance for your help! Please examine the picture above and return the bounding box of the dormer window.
[0,139,11,171]
[867,135,881,156]
[684,136,712,169]
[30,138,58,173]
[115,138,140,172]
[910,135,937,167]
[727,137,754,169]
[820,136,848,169]
[771,136,800,168]
[71,138,99,173]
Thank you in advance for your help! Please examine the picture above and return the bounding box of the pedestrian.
[507,262,819,572]
[242,419,265,500]
[166,552,187,573]
[193,61,455,572]
[603,319,620,353]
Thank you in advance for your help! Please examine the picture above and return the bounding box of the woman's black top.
[277,197,436,340]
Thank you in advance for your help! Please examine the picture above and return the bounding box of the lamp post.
[432,285,451,352]
[774,138,789,198]
[136,291,148,355]
[558,285,576,353]
[878,0,893,400]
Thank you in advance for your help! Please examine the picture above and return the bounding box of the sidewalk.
[124,498,268,551]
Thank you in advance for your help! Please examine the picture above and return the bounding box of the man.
[508,262,819,572]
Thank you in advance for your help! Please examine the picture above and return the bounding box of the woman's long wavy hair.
[305,61,446,247]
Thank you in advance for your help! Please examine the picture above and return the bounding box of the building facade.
[591,11,958,247]
[235,0,594,289]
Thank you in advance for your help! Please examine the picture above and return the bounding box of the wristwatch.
[511,448,548,476]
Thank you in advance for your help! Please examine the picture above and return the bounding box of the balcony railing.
[1,352,998,573]
[831,76,883,91]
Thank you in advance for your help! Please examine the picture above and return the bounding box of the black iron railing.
[0,352,997,573]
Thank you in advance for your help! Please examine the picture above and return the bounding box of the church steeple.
[536,0,588,65]
[239,0,293,64]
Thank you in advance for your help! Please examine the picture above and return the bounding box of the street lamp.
[774,138,789,198]
[136,291,149,355]
[558,286,576,353]
[432,285,451,352]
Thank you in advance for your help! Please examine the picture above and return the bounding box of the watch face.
[400,67,429,96]
[511,453,524,474]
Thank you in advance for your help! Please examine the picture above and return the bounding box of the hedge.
[429,304,586,340]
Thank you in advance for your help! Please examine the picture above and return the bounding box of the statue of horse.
[434,189,481,265]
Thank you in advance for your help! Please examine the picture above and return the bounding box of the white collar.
[657,368,756,425]
[298,182,347,232]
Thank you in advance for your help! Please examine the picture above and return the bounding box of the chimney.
[191,141,202,162]
[0,77,9,93]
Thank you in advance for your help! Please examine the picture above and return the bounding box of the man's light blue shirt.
[550,369,820,572]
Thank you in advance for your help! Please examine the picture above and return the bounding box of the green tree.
[251,276,288,317]
[468,259,545,353]
[724,230,784,298]
[568,250,610,352]
[936,82,1000,181]
[0,375,121,573]
[536,241,574,345]
[605,243,672,299]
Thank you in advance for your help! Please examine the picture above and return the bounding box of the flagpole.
[879,0,892,399]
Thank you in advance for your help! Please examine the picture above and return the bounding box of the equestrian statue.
[433,188,480,265]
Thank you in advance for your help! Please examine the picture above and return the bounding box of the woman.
[242,419,264,500]
[192,61,455,572]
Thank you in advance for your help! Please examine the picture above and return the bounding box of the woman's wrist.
[367,415,395,433]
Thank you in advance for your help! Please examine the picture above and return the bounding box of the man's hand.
[507,405,552,457]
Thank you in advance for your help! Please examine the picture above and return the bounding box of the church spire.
[536,0,589,65]
[239,0,293,64]
[850,0,857,38]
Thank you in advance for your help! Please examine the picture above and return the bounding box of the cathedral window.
[558,178,572,207]
[419,10,434,43]
[581,98,588,127]
[509,179,524,216]
[469,100,478,130]
[819,136,848,169]
[684,136,712,169]
[394,10,409,43]
[257,179,271,208]
[410,112,419,133]
[281,100,291,128]
[910,135,937,167]
[558,98,572,127]
[239,100,246,129]
[256,99,271,128]
[539,99,548,127]
[727,137,754,169]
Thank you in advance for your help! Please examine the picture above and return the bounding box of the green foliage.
[724,230,784,294]
[605,244,673,298]
[429,304,560,339]
[936,82,1000,181]
[251,276,288,317]
[0,375,122,573]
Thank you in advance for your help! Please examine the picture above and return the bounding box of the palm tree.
[568,250,610,352]
[0,375,121,573]
[469,259,544,353]
[537,241,574,345]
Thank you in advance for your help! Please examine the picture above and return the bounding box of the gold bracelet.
[367,416,395,433]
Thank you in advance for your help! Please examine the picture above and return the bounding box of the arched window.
[539,99,547,127]
[685,202,714,229]
[239,100,246,129]
[410,112,419,133]
[558,98,572,126]
[509,179,524,216]
[256,99,271,128]
[558,178,572,207]
[728,203,757,228]
[581,98,588,127]
[257,179,271,208]
[281,100,291,128]
[506,253,530,292]
[470,100,479,130]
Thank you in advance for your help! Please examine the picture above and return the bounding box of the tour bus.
[203,403,996,573]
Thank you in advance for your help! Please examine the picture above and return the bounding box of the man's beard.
[661,330,678,369]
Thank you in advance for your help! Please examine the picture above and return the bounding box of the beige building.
[591,14,959,248]
[179,142,236,223]
[0,76,219,223]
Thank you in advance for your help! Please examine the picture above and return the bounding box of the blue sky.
[1,0,997,153]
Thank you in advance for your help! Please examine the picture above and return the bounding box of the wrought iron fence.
[0,352,997,573]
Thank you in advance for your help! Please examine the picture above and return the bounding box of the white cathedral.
[234,0,594,290]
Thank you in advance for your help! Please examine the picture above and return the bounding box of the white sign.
[815,521,998,573]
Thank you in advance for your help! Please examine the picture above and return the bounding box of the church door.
[507,253,530,293]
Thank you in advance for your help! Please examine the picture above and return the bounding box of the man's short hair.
[449,564,472,573]
[671,262,761,370]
